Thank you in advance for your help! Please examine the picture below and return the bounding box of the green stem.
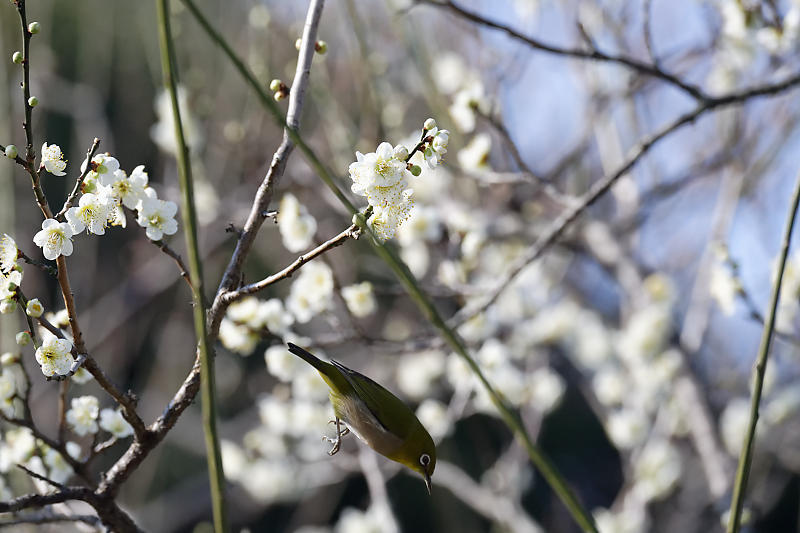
[727,171,800,532]
[155,1,227,532]
[180,2,596,531]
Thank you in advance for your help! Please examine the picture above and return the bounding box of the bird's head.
[395,425,437,495]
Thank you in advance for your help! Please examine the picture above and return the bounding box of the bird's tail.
[287,343,327,372]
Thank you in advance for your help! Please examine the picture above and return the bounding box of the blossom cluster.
[0,235,21,315]
[33,147,179,261]
[0,387,133,490]
[347,120,449,241]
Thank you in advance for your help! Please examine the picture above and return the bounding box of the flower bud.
[315,40,328,55]
[393,145,409,160]
[12,51,23,64]
[1,352,19,365]
[0,299,15,314]
[269,79,283,92]
[28,22,40,34]
[27,96,38,107]
[274,91,286,102]
[423,118,436,130]
[410,165,422,177]
[26,298,44,318]
[295,38,303,50]
[15,331,31,346]
[5,145,18,159]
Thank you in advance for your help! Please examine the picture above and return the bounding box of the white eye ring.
[419,453,430,466]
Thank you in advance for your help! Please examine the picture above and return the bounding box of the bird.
[286,342,437,494]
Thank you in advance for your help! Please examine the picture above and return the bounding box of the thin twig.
[450,83,800,328]
[221,222,361,302]
[0,413,92,485]
[16,463,67,490]
[417,0,706,100]
[55,137,101,219]
[152,239,193,291]
[727,169,800,532]
[0,512,101,527]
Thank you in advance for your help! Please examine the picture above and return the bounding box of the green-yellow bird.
[286,343,437,494]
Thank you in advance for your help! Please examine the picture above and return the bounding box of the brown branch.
[55,137,101,220]
[0,488,93,513]
[0,512,100,527]
[206,0,325,338]
[221,222,362,303]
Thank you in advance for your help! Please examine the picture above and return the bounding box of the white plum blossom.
[66,395,100,436]
[633,439,682,502]
[423,127,449,169]
[286,261,334,323]
[606,409,648,449]
[335,506,385,533]
[257,299,294,335]
[457,133,492,171]
[33,219,74,260]
[99,407,134,438]
[0,234,17,272]
[81,153,120,190]
[226,296,263,329]
[710,263,740,316]
[349,142,408,196]
[136,195,178,241]
[278,193,317,252]
[0,428,37,472]
[265,345,306,382]
[369,199,413,241]
[0,368,16,404]
[291,368,328,401]
[103,165,149,209]
[40,143,67,176]
[71,367,93,385]
[151,86,204,155]
[449,82,487,133]
[527,367,566,413]
[219,318,259,355]
[44,447,74,484]
[25,298,43,318]
[397,350,445,399]
[397,205,442,246]
[341,281,376,318]
[348,142,415,241]
[416,398,451,440]
[34,337,74,377]
[66,192,112,235]
[0,268,22,303]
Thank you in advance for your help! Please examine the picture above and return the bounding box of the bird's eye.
[419,453,430,467]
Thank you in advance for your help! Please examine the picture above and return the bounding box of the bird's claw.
[323,418,349,455]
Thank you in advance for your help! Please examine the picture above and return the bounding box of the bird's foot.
[323,418,349,455]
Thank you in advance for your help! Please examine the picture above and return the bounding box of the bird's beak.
[423,471,432,495]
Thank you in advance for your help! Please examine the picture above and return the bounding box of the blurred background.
[2,0,800,531]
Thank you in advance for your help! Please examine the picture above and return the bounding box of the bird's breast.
[332,393,403,457]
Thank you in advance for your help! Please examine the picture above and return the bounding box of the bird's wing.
[331,359,415,437]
